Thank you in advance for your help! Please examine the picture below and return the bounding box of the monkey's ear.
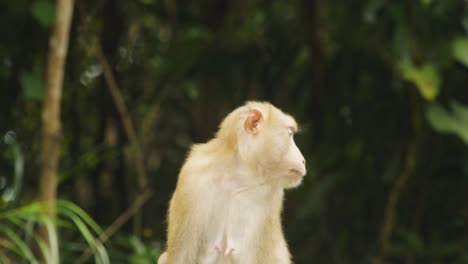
[244,108,263,134]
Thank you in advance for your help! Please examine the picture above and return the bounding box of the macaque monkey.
[158,101,306,264]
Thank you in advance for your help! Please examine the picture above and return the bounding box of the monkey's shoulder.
[178,141,227,183]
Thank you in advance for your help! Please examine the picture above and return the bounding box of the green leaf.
[426,102,468,146]
[451,101,468,121]
[183,81,198,100]
[185,27,211,41]
[426,103,456,133]
[31,0,55,28]
[57,200,103,234]
[254,10,266,26]
[20,72,44,101]
[57,200,109,264]
[452,37,468,68]
[400,62,440,101]
[450,101,468,145]
[41,218,59,264]
[34,234,52,264]
[0,226,39,264]
[405,232,423,252]
[129,236,146,254]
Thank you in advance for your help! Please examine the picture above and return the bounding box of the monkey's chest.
[199,192,268,264]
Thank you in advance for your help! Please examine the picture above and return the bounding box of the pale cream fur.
[159,101,306,264]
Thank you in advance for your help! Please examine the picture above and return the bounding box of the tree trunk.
[39,0,74,261]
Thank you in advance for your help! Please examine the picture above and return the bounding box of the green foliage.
[0,201,109,263]
[426,102,468,146]
[427,103,457,133]
[452,37,468,68]
[20,71,44,101]
[182,81,199,100]
[2,0,468,263]
[389,230,424,257]
[107,235,162,264]
[400,62,440,101]
[31,0,55,28]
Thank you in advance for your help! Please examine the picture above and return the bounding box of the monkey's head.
[218,101,306,188]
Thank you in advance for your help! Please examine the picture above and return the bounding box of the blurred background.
[1,0,468,263]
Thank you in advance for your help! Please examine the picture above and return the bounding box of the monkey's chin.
[281,172,304,189]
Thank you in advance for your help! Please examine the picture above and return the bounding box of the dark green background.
[1,0,468,263]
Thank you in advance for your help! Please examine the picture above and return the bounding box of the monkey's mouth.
[289,168,306,177]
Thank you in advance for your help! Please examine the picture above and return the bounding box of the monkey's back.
[166,140,236,263]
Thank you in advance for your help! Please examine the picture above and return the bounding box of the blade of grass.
[0,225,39,264]
[42,217,60,264]
[63,211,109,264]
[34,231,52,264]
[0,202,44,219]
[57,200,103,233]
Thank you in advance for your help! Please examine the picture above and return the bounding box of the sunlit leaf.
[426,103,456,133]
[58,201,109,264]
[42,218,59,264]
[400,62,440,101]
[57,200,103,234]
[0,201,109,263]
[20,72,44,101]
[452,37,468,68]
[426,102,468,146]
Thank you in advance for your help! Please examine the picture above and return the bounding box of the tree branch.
[39,0,74,261]
[94,43,149,192]
[373,143,417,264]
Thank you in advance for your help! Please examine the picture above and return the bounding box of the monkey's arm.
[165,190,203,264]
[262,207,292,264]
